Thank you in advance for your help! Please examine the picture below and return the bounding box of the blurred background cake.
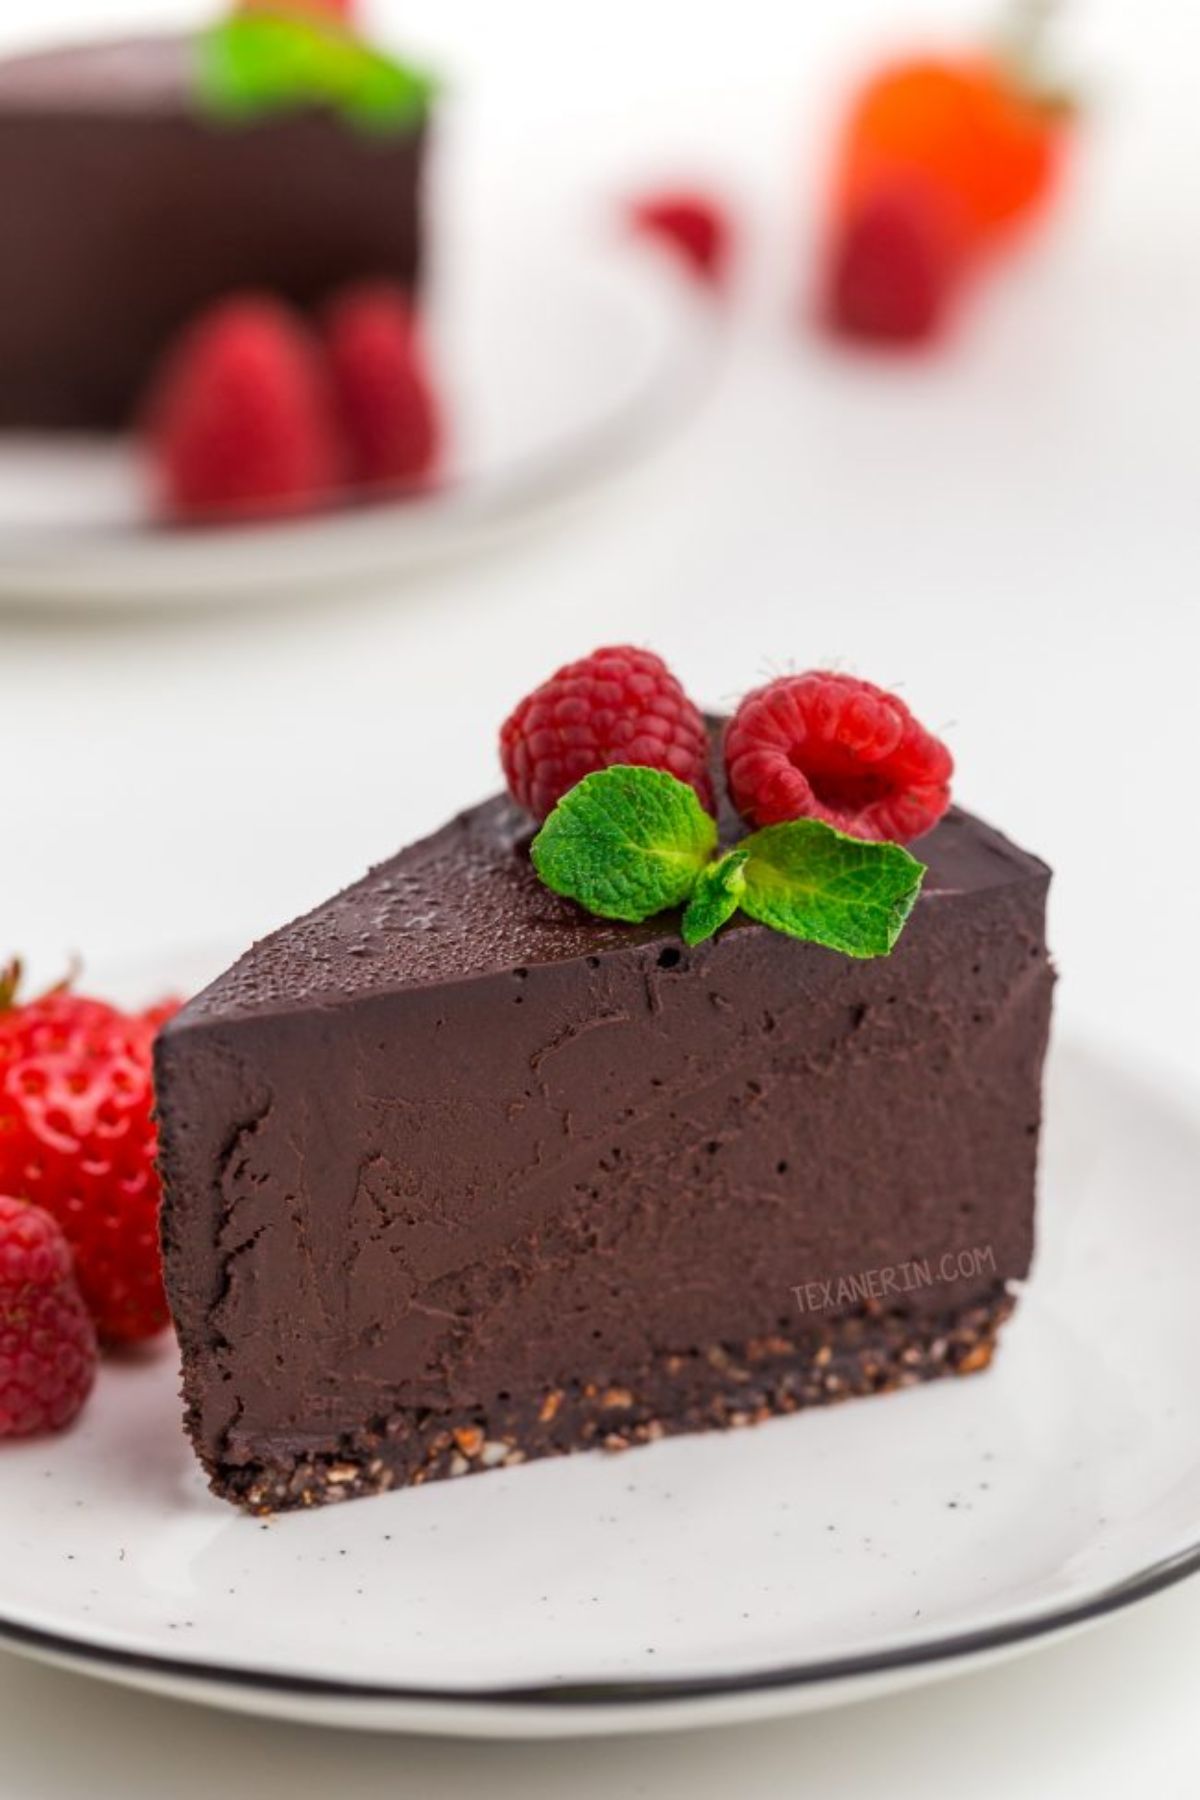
[0,4,433,429]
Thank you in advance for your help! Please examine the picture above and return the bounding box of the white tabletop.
[2,0,1198,1789]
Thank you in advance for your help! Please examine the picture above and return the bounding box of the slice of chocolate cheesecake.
[156,765,1054,1513]
[0,33,428,430]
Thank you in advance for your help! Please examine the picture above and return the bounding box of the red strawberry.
[630,190,733,289]
[0,963,179,1344]
[144,295,341,523]
[0,1196,97,1438]
[324,285,441,491]
[823,176,966,345]
[236,0,354,24]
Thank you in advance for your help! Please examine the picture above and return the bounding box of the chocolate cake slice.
[156,757,1054,1513]
[0,34,428,430]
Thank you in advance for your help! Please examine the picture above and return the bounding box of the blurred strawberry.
[143,295,341,524]
[629,190,733,290]
[835,55,1065,254]
[234,0,355,24]
[324,284,441,491]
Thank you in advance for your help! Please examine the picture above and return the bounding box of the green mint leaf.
[682,850,749,945]
[531,766,717,924]
[739,820,925,958]
[197,16,436,132]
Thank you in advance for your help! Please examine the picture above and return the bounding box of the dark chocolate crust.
[156,771,1054,1513]
[0,35,426,429]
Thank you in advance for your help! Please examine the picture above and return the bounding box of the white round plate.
[0,209,717,609]
[1,993,1197,1738]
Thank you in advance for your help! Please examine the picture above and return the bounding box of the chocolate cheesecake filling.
[156,760,1053,1512]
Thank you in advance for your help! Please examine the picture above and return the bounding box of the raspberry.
[629,191,733,289]
[0,1195,97,1438]
[725,672,952,842]
[143,295,341,523]
[324,284,441,491]
[0,967,179,1343]
[501,646,713,821]
[824,176,964,345]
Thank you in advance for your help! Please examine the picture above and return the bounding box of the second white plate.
[0,157,717,607]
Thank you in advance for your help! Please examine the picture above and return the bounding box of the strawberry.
[324,284,441,491]
[0,962,179,1344]
[143,295,342,523]
[235,1,355,25]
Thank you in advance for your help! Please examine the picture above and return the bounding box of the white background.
[2,0,1199,1791]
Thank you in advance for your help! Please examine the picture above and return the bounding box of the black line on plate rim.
[2,1539,1199,1711]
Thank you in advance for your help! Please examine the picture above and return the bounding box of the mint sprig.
[531,766,717,923]
[682,849,748,945]
[198,15,437,132]
[532,765,925,958]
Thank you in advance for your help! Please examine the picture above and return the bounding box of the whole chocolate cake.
[0,24,430,430]
[156,655,1054,1513]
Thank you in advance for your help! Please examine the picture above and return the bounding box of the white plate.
[1,1007,1197,1739]
[0,173,717,608]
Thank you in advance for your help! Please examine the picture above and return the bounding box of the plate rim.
[2,1531,1198,1714]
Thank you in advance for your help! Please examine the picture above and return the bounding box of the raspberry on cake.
[155,655,1053,1513]
[725,671,953,840]
[501,646,712,820]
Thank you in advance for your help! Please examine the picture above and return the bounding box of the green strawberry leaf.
[531,766,717,924]
[739,820,925,958]
[682,850,749,945]
[198,14,436,132]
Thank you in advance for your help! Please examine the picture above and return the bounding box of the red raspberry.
[0,965,180,1343]
[823,176,964,345]
[725,672,953,842]
[501,646,712,821]
[143,295,341,523]
[0,1195,97,1438]
[324,284,441,491]
[629,190,733,289]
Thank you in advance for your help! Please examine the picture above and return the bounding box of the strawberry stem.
[44,953,82,998]
[996,0,1073,110]
[0,958,21,1011]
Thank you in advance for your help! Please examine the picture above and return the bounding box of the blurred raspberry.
[144,295,341,523]
[824,176,964,345]
[324,284,441,491]
[629,191,733,289]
